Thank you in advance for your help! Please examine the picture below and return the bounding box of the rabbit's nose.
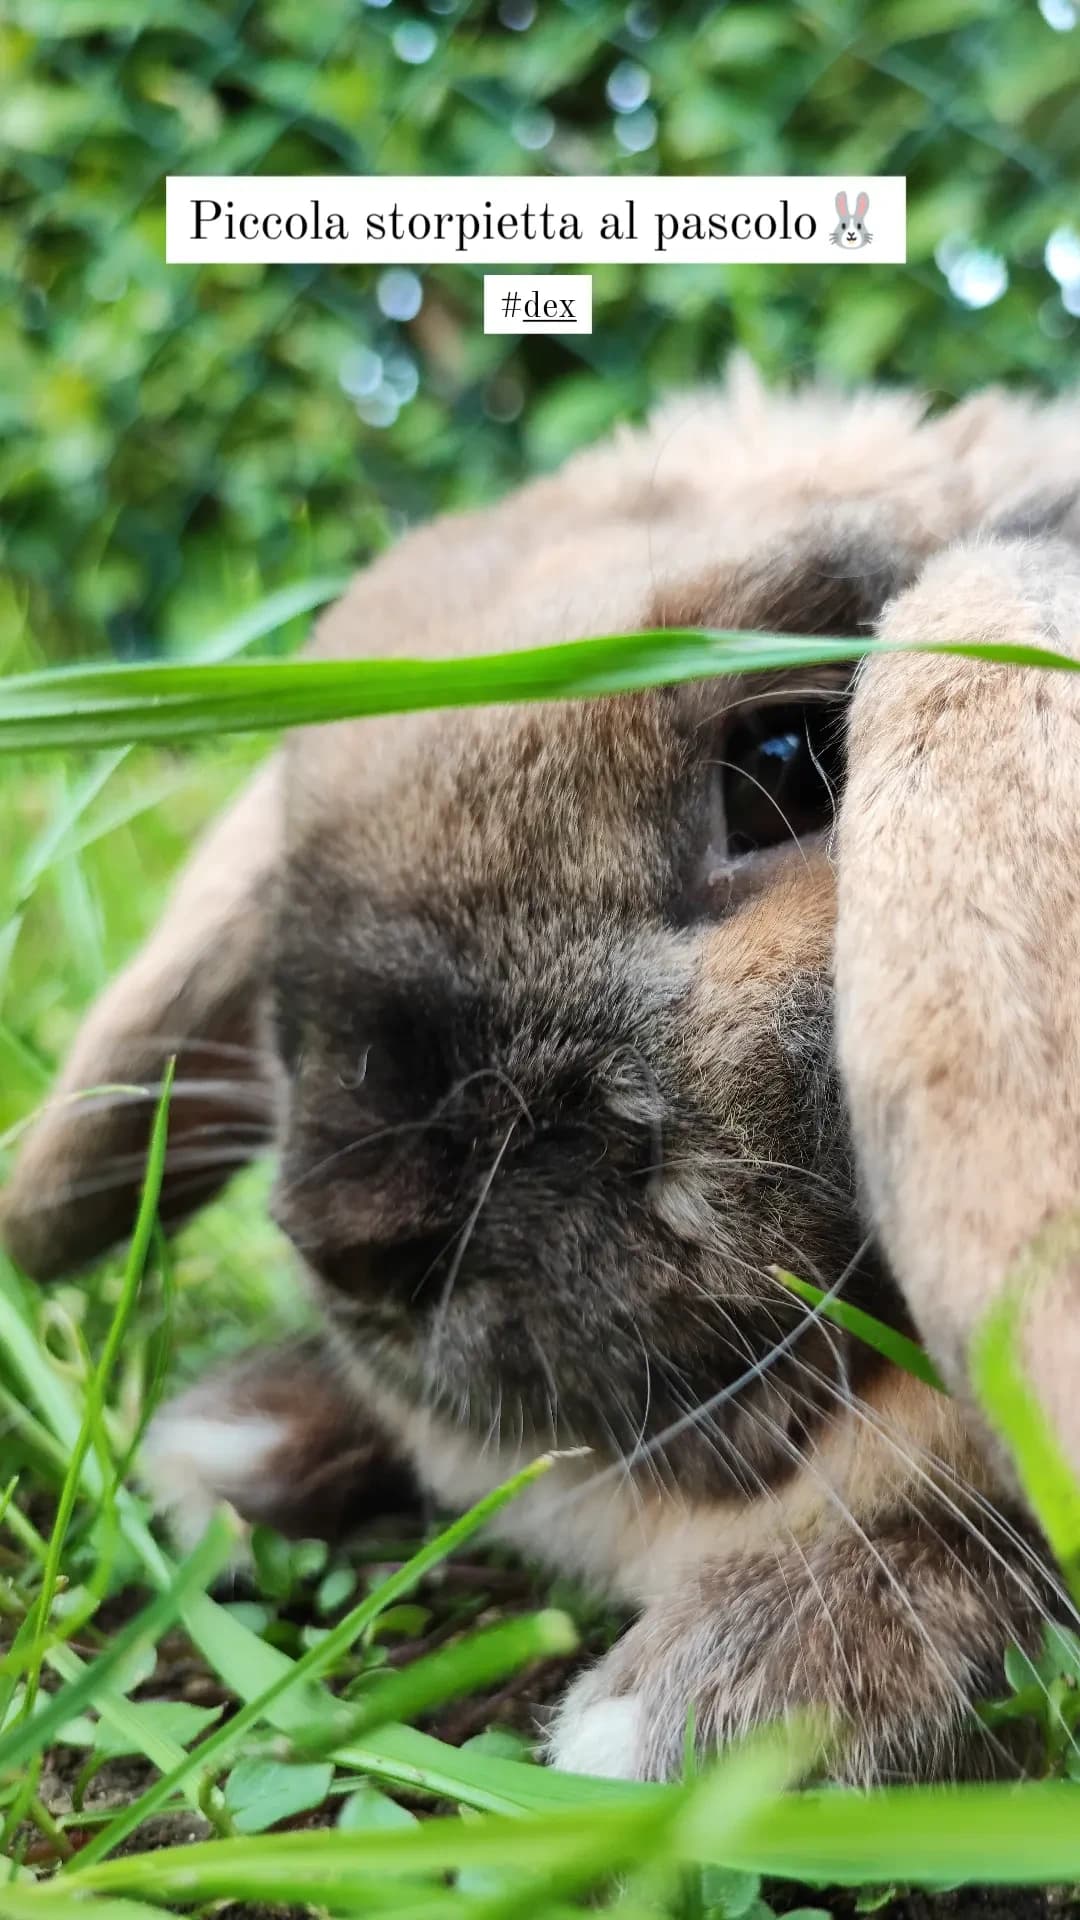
[312,1232,454,1303]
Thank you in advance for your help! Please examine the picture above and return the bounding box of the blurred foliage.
[1,0,1079,663]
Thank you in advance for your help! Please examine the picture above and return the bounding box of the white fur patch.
[548,1695,644,1779]
[141,1407,286,1551]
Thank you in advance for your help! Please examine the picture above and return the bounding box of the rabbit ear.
[854,191,869,220]
[836,535,1080,1482]
[1,758,283,1280]
[836,191,849,219]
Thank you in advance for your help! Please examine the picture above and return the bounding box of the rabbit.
[831,189,872,250]
[6,360,1080,1786]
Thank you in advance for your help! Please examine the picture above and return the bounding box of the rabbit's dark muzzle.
[262,872,891,1495]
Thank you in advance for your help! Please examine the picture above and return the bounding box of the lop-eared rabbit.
[6,363,1080,1785]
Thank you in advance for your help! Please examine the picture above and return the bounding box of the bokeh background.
[3,0,1080,671]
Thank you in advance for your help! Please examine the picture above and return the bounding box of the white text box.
[165,176,906,265]
[484,274,592,333]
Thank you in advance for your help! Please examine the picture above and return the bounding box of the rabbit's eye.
[722,700,843,856]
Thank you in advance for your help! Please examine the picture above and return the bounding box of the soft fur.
[5,361,1080,1784]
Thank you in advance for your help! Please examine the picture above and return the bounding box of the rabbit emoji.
[832,189,872,249]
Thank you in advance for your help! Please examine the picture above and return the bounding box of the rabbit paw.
[142,1337,419,1549]
[548,1510,1050,1784]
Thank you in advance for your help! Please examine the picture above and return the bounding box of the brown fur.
[836,537,1080,1491]
[5,361,1080,1782]
[550,1505,1051,1785]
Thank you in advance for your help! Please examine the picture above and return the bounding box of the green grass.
[772,1271,948,1395]
[4,608,1080,1916]
[2,629,1079,754]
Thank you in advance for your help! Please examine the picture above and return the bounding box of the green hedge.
[2,0,1078,663]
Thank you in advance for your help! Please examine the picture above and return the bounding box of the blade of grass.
[283,1609,578,1760]
[0,1261,88,1466]
[715,1778,1080,1885]
[181,574,352,664]
[2,1883,588,1920]
[18,1061,175,1714]
[7,752,128,914]
[110,1222,174,1489]
[1,631,1077,754]
[314,1722,630,1815]
[0,1900,180,1920]
[0,1381,72,1488]
[41,1642,201,1784]
[772,1268,947,1392]
[971,1286,1080,1605]
[0,1498,47,1565]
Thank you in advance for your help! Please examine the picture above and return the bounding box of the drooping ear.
[835,536,1080,1484]
[836,191,849,220]
[1,758,283,1280]
[854,191,869,220]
